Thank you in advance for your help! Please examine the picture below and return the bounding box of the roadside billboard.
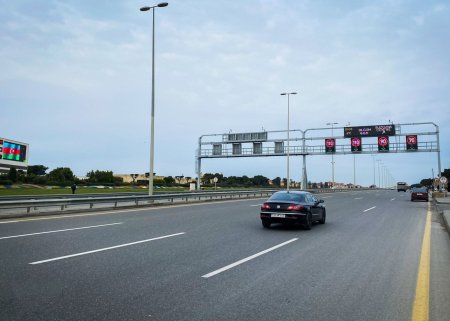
[0,138,29,172]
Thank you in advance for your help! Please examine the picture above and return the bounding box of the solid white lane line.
[391,198,396,201]
[250,204,262,207]
[363,206,376,212]
[0,223,123,240]
[354,197,363,200]
[202,238,298,278]
[29,232,185,265]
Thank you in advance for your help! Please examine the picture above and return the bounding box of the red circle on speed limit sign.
[351,137,361,147]
[406,135,417,145]
[378,136,389,146]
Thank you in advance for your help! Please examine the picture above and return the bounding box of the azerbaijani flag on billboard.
[2,141,23,161]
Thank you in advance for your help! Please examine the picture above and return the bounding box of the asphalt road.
[1,190,449,321]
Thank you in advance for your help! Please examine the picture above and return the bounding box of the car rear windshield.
[414,188,427,192]
[269,193,306,202]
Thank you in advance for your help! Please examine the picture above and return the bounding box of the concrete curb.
[433,197,450,238]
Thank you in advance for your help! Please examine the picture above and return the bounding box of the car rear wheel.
[304,212,312,230]
[318,209,326,224]
[262,220,271,229]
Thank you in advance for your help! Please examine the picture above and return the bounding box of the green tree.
[33,176,48,185]
[201,173,225,186]
[163,176,175,185]
[272,177,281,186]
[47,167,75,184]
[252,175,269,186]
[114,176,124,184]
[86,170,114,184]
[441,168,450,182]
[8,168,18,183]
[27,165,48,176]
[17,170,26,183]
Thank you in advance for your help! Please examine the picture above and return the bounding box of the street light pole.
[326,122,338,188]
[376,160,382,188]
[281,92,297,192]
[140,2,168,196]
[371,155,376,187]
[347,122,356,187]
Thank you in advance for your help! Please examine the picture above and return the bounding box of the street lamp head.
[290,92,298,95]
[140,3,168,11]
[280,93,287,96]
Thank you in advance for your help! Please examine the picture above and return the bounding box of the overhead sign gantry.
[195,122,441,190]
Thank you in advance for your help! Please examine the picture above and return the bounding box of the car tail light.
[261,203,271,210]
[287,204,303,211]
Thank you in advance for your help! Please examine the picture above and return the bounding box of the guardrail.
[0,190,278,215]
[0,188,373,217]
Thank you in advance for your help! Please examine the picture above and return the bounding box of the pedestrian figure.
[71,183,77,194]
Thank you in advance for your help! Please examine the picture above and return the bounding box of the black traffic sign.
[378,136,389,151]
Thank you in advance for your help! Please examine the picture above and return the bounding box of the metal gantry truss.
[196,122,441,189]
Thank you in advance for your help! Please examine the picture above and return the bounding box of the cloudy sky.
[1,0,449,186]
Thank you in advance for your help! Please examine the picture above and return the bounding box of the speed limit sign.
[351,137,362,152]
[378,136,389,151]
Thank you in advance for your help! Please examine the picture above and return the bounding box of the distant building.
[115,174,164,184]
[114,174,195,184]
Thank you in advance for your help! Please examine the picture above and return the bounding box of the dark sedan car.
[411,187,429,202]
[260,191,326,229]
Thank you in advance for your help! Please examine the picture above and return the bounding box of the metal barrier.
[0,188,372,217]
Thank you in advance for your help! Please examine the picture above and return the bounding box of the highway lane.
[0,190,448,321]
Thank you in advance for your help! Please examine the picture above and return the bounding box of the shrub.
[0,179,13,185]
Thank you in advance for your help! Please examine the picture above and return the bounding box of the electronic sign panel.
[325,138,335,153]
[212,144,222,156]
[378,136,389,151]
[406,135,418,151]
[344,125,395,138]
[226,132,267,142]
[0,139,27,162]
[350,137,362,152]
